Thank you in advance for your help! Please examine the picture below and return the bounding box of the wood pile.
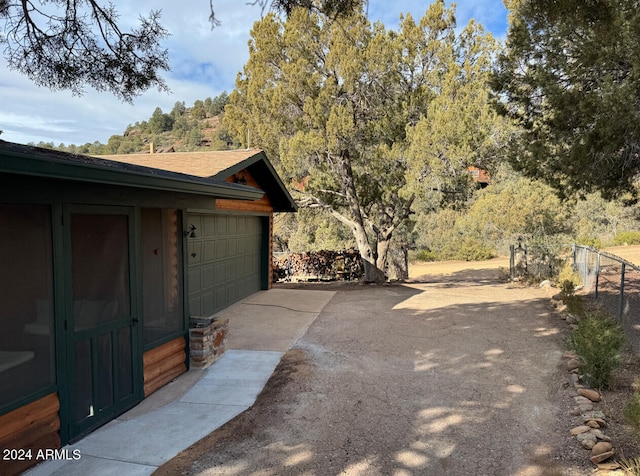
[273,249,363,282]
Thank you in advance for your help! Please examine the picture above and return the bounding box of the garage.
[187,213,268,316]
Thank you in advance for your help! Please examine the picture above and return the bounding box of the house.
[0,141,296,475]
[467,166,491,187]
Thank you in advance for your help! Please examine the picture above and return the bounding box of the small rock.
[587,420,600,429]
[585,418,608,428]
[597,462,621,471]
[567,359,581,371]
[579,403,594,412]
[557,304,568,314]
[574,396,592,405]
[590,450,615,464]
[581,438,596,450]
[552,292,562,300]
[577,432,597,444]
[566,313,579,324]
[578,388,601,402]
[563,351,576,359]
[539,280,552,288]
[582,411,607,421]
[570,373,580,384]
[592,442,613,456]
[570,425,591,435]
[570,408,582,416]
[590,429,611,442]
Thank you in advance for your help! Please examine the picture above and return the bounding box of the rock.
[578,388,601,402]
[552,292,562,300]
[577,432,597,444]
[566,313,579,324]
[570,373,580,384]
[582,411,607,421]
[539,280,552,288]
[563,351,577,359]
[570,408,582,416]
[579,403,594,412]
[585,418,608,428]
[590,450,615,464]
[574,396,592,405]
[590,429,611,442]
[581,438,596,450]
[570,425,591,435]
[592,442,613,456]
[567,359,581,371]
[596,462,621,471]
[587,420,600,429]
[557,304,568,314]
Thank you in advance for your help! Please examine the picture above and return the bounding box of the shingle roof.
[98,149,297,212]
[98,149,263,179]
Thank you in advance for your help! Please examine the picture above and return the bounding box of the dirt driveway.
[157,260,590,475]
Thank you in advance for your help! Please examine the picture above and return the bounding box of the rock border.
[551,294,624,474]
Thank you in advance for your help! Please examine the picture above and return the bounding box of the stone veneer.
[189,316,229,369]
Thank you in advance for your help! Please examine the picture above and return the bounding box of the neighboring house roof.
[100,149,297,212]
[0,140,264,201]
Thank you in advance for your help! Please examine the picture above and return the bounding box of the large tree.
[493,0,640,199]
[0,0,366,100]
[225,1,500,281]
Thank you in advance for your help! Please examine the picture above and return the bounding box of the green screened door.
[63,206,141,440]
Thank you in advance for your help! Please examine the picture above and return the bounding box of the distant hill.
[30,92,242,155]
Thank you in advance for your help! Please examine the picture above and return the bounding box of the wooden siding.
[0,393,61,476]
[217,169,273,213]
[143,337,187,397]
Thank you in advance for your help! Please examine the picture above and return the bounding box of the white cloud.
[0,0,507,147]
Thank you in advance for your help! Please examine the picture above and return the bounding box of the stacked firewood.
[273,249,363,282]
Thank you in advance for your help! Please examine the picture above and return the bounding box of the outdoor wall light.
[184,224,197,238]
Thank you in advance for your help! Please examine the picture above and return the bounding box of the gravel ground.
[155,263,619,476]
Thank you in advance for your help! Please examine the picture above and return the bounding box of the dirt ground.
[156,257,640,476]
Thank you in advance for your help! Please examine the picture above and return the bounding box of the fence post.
[583,247,588,287]
[619,263,626,320]
[595,252,600,299]
[509,245,514,278]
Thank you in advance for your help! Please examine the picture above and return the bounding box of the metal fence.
[573,244,640,354]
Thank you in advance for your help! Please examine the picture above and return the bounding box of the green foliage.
[624,387,640,434]
[575,235,603,249]
[414,249,439,262]
[453,238,495,261]
[570,312,625,389]
[558,275,587,317]
[614,231,640,246]
[493,0,640,199]
[224,2,502,280]
[558,264,582,290]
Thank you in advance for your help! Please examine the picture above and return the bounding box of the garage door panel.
[188,214,264,316]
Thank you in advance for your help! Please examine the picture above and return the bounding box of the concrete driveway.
[156,270,585,475]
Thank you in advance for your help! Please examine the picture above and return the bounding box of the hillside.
[31,92,241,156]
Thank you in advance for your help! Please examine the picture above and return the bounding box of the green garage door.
[187,213,263,316]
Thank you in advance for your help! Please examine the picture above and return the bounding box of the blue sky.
[0,1,508,147]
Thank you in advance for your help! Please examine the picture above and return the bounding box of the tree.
[1,0,170,102]
[493,0,640,199]
[225,2,499,281]
[148,107,174,134]
[1,0,365,100]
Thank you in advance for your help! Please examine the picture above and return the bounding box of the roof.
[99,149,297,212]
[0,140,263,201]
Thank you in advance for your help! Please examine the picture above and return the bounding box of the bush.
[625,387,640,434]
[454,238,495,261]
[570,312,625,389]
[619,455,640,475]
[576,235,603,249]
[558,263,582,289]
[414,249,439,262]
[614,231,640,246]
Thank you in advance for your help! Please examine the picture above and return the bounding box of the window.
[0,204,55,409]
[141,209,184,346]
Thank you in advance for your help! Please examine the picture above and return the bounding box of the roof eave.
[0,152,264,201]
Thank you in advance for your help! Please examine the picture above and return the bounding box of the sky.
[0,1,508,147]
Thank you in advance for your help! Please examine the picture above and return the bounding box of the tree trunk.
[387,242,409,281]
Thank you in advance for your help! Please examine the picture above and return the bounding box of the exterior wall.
[0,393,60,476]
[143,337,187,397]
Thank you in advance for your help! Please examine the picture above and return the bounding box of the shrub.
[576,235,603,249]
[619,454,640,475]
[559,278,587,317]
[453,238,495,261]
[569,312,625,389]
[625,387,640,434]
[558,263,582,289]
[414,249,439,262]
[614,231,640,246]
